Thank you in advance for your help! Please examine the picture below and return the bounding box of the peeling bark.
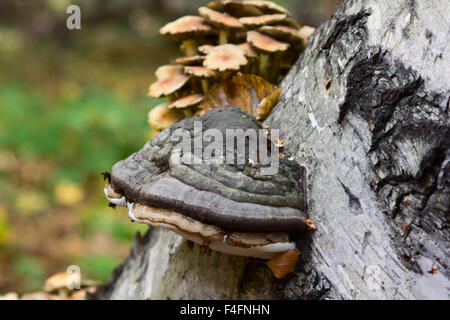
[103,0,449,300]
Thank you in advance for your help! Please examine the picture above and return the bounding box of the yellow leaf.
[266,248,300,279]
[199,73,281,120]
[54,182,84,206]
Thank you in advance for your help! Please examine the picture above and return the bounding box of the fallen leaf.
[199,73,281,120]
[330,242,335,248]
[266,248,300,279]
[54,182,84,206]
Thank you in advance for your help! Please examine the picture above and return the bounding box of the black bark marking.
[339,180,362,215]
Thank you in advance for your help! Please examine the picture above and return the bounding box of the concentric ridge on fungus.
[108,107,307,235]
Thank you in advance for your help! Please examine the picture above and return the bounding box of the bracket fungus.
[105,107,308,277]
[114,1,316,277]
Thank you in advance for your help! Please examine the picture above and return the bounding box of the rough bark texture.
[104,0,449,300]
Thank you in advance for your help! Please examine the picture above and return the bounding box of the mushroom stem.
[251,57,258,74]
[201,79,210,93]
[182,39,197,55]
[168,93,177,102]
[220,71,233,81]
[269,52,283,83]
[183,107,194,118]
[258,53,269,79]
[219,30,229,44]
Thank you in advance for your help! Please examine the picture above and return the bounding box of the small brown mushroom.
[168,93,204,117]
[242,0,290,16]
[199,6,244,44]
[43,272,99,298]
[174,54,205,66]
[246,30,289,80]
[160,15,214,55]
[298,26,315,44]
[238,42,259,59]
[247,30,290,54]
[44,272,80,295]
[147,102,185,132]
[259,25,303,46]
[239,13,288,28]
[203,44,248,74]
[207,0,264,17]
[184,66,217,79]
[148,73,190,99]
[238,42,259,73]
[184,66,217,93]
[155,64,184,81]
[0,292,19,300]
[168,93,204,109]
[281,18,301,29]
[198,44,216,55]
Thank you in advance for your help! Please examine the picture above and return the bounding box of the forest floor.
[0,17,178,294]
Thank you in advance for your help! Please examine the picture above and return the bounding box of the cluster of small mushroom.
[147,0,314,134]
[0,272,99,300]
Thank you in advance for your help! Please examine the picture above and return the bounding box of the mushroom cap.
[44,272,79,292]
[238,42,259,58]
[184,66,217,78]
[198,44,216,55]
[174,54,205,66]
[298,26,315,43]
[160,15,213,41]
[198,6,244,31]
[155,64,184,81]
[259,25,303,44]
[148,73,190,98]
[147,102,184,131]
[247,30,290,53]
[168,93,204,109]
[207,0,264,17]
[204,44,248,71]
[281,17,301,29]
[43,272,98,293]
[242,0,290,16]
[108,107,307,235]
[239,13,288,28]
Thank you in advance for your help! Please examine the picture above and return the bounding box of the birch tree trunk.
[103,0,449,300]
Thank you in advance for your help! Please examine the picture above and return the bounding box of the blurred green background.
[0,0,337,294]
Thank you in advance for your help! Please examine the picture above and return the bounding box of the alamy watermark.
[170,121,280,176]
[66,265,81,289]
[66,5,81,30]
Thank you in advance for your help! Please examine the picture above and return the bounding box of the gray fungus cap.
[110,107,307,235]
